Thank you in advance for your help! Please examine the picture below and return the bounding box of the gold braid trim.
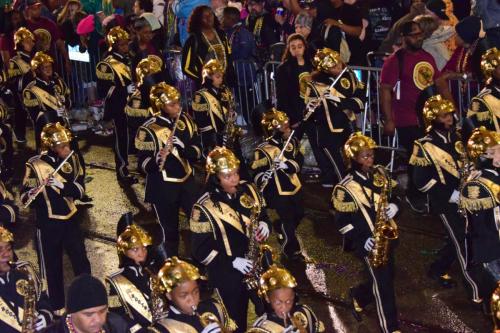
[108,295,122,309]
[190,221,213,233]
[96,68,114,81]
[23,97,39,107]
[475,110,492,121]
[332,197,358,212]
[462,196,496,211]
[125,105,150,118]
[192,102,209,112]
[409,154,432,166]
[251,157,268,170]
[135,140,155,151]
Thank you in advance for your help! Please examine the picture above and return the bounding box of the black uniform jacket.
[332,166,397,258]
[305,70,365,134]
[467,83,500,132]
[251,135,302,197]
[135,113,202,203]
[43,312,129,333]
[409,129,461,214]
[125,88,154,129]
[249,303,324,333]
[461,168,500,264]
[0,181,17,224]
[21,151,85,223]
[96,52,132,120]
[0,261,53,333]
[7,51,33,104]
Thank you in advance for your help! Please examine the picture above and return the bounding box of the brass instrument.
[23,150,75,208]
[221,87,242,150]
[158,113,181,171]
[455,130,473,217]
[54,88,71,129]
[145,267,167,323]
[192,305,232,333]
[13,263,38,333]
[287,312,307,333]
[368,166,398,268]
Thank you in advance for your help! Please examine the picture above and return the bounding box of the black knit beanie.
[66,274,108,314]
[455,16,483,45]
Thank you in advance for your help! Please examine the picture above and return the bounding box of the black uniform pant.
[13,101,28,141]
[429,210,481,301]
[266,191,303,257]
[316,125,350,185]
[36,218,91,310]
[152,178,197,257]
[396,125,424,199]
[112,113,130,178]
[0,123,14,172]
[351,257,398,333]
[296,121,331,180]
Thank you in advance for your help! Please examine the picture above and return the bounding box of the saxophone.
[145,267,167,323]
[14,264,38,333]
[454,129,473,217]
[287,312,307,333]
[54,87,71,129]
[220,87,242,150]
[368,166,398,268]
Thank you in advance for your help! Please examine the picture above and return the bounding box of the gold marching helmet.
[149,82,181,112]
[136,55,163,86]
[258,265,297,298]
[14,27,35,50]
[157,257,201,293]
[31,51,53,72]
[116,224,152,255]
[0,226,14,243]
[202,59,225,80]
[313,48,342,72]
[106,26,129,51]
[481,47,500,81]
[261,108,289,138]
[40,122,72,151]
[343,132,377,161]
[467,126,500,161]
[422,94,455,132]
[206,146,240,175]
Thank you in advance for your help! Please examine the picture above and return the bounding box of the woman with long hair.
[181,5,234,87]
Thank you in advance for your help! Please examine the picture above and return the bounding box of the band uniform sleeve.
[96,61,115,99]
[0,183,18,224]
[60,155,85,200]
[332,184,360,241]
[20,162,40,205]
[181,35,201,81]
[23,86,40,113]
[283,137,302,174]
[408,140,442,194]
[467,96,492,128]
[135,126,159,174]
[251,148,271,186]
[180,114,202,161]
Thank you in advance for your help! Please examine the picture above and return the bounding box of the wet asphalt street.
[7,127,493,333]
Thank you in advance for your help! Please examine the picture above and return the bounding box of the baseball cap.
[426,0,448,20]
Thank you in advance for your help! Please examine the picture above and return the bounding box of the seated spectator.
[414,14,454,70]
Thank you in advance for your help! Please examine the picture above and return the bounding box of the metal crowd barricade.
[164,49,195,110]
[262,61,280,106]
[233,59,263,124]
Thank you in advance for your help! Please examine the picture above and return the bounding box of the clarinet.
[158,113,181,171]
[258,130,295,192]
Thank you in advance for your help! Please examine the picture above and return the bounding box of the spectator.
[181,5,234,87]
[152,0,166,25]
[172,0,211,45]
[274,0,302,41]
[245,0,280,63]
[471,0,500,47]
[414,14,454,70]
[133,0,153,16]
[294,11,318,54]
[57,0,87,47]
[425,0,457,53]
[212,0,227,22]
[0,9,25,65]
[25,0,71,72]
[129,17,163,80]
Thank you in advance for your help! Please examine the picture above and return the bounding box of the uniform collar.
[112,52,126,61]
[18,51,31,60]
[158,115,174,124]
[0,272,11,285]
[36,77,53,87]
[432,129,451,143]
[125,265,143,277]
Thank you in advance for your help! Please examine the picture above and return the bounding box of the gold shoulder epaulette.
[409,141,432,166]
[96,61,114,81]
[332,186,358,212]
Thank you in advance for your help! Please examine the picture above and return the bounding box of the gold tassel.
[462,197,496,211]
[134,139,155,151]
[475,111,492,122]
[409,154,431,166]
[125,106,150,118]
[332,197,358,212]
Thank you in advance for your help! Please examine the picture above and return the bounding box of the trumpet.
[158,112,181,171]
[192,305,231,333]
[23,150,75,208]
[285,312,307,333]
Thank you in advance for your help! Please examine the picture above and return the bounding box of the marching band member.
[0,225,53,332]
[461,127,500,299]
[251,108,304,261]
[7,27,35,144]
[20,122,91,312]
[305,48,366,188]
[96,26,137,185]
[0,103,14,177]
[247,265,324,333]
[0,143,17,223]
[190,147,271,332]
[106,213,154,333]
[149,256,236,333]
[409,95,481,301]
[22,51,71,151]
[332,132,400,333]
[467,47,500,132]
[135,83,202,257]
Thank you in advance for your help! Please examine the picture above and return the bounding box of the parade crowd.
[0,0,499,332]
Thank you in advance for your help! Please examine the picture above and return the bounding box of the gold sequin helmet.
[258,265,297,298]
[422,94,455,132]
[106,26,129,51]
[206,146,240,174]
[117,224,152,255]
[40,122,72,151]
[136,55,163,86]
[313,48,342,72]
[14,27,35,50]
[261,108,289,138]
[31,51,53,72]
[157,256,201,293]
[481,47,500,81]
[0,226,13,243]
[149,82,181,112]
[343,132,377,162]
[202,59,225,80]
[467,126,500,160]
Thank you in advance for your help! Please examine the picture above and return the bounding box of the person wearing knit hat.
[44,274,128,333]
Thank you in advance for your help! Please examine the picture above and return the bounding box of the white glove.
[256,221,270,241]
[127,84,136,94]
[449,190,460,204]
[35,314,47,331]
[56,107,66,117]
[232,257,253,274]
[385,203,399,219]
[201,322,221,333]
[274,160,288,171]
[305,99,320,111]
[262,169,274,181]
[364,237,375,252]
[324,93,341,103]
[47,176,64,189]
[172,136,185,149]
